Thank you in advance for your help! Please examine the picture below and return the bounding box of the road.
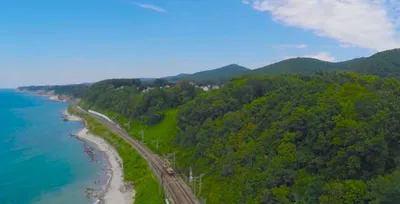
[72,105,199,204]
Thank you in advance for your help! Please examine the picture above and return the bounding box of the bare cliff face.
[46,93,72,103]
[17,88,73,103]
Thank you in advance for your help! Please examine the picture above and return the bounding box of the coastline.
[17,89,73,103]
[64,109,135,204]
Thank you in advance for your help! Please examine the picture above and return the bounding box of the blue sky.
[1,0,399,88]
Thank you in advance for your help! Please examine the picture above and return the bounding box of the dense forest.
[164,64,250,82]
[175,72,400,203]
[79,79,198,125]
[18,49,400,93]
[77,71,400,203]
[18,84,90,98]
[20,48,400,203]
[253,49,400,79]
[135,48,400,84]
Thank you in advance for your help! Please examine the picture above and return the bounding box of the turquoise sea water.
[0,90,106,204]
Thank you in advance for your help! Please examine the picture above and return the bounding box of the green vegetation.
[164,64,250,83]
[130,109,178,154]
[18,84,90,98]
[18,49,400,95]
[103,109,178,155]
[174,72,400,203]
[68,106,164,204]
[79,71,400,203]
[253,49,400,80]
[32,48,400,203]
[80,79,198,125]
[252,58,337,75]
[342,49,400,79]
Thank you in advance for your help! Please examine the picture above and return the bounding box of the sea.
[0,90,107,204]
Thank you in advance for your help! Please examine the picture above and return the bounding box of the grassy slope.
[68,107,164,204]
[105,109,179,156]
[84,107,197,197]
[139,109,178,154]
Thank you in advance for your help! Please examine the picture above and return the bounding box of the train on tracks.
[164,161,175,176]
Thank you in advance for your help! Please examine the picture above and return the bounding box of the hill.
[342,49,400,79]
[252,49,400,79]
[78,72,400,203]
[17,83,90,98]
[18,48,400,203]
[252,58,337,75]
[17,48,400,203]
[164,64,250,82]
[163,73,190,82]
[159,49,400,83]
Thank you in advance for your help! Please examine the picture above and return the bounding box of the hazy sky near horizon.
[1,0,400,88]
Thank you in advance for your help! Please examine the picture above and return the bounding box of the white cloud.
[296,44,308,49]
[242,0,250,4]
[339,43,355,48]
[245,0,400,51]
[285,52,336,62]
[132,2,166,13]
[273,43,308,49]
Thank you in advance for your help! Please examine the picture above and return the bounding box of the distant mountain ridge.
[161,48,400,82]
[164,64,250,82]
[18,83,91,98]
[22,48,400,204]
[252,58,336,75]
[17,49,400,90]
[252,49,400,79]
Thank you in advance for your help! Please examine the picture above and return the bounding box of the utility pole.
[189,167,193,186]
[199,173,204,195]
[165,151,177,171]
[140,130,144,143]
[159,172,164,196]
[156,138,159,154]
[173,151,176,170]
[150,138,159,154]
[193,176,197,195]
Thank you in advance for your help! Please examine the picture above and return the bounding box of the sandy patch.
[66,109,135,204]
[64,109,82,121]
[76,128,135,204]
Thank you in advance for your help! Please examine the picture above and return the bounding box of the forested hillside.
[175,73,400,203]
[18,49,400,94]
[78,71,400,203]
[79,79,198,125]
[22,48,400,203]
[253,49,400,79]
[164,64,250,82]
[342,49,400,79]
[252,58,337,75]
[18,84,90,98]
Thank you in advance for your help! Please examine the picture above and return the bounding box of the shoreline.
[17,89,72,103]
[64,109,135,204]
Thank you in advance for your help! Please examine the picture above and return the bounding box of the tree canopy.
[252,49,400,80]
[20,48,400,203]
[18,84,89,98]
[80,79,198,125]
[77,71,400,203]
[164,64,250,83]
[174,72,400,203]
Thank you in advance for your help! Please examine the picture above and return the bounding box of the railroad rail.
[72,105,199,204]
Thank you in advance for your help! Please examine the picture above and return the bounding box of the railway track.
[73,106,199,204]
